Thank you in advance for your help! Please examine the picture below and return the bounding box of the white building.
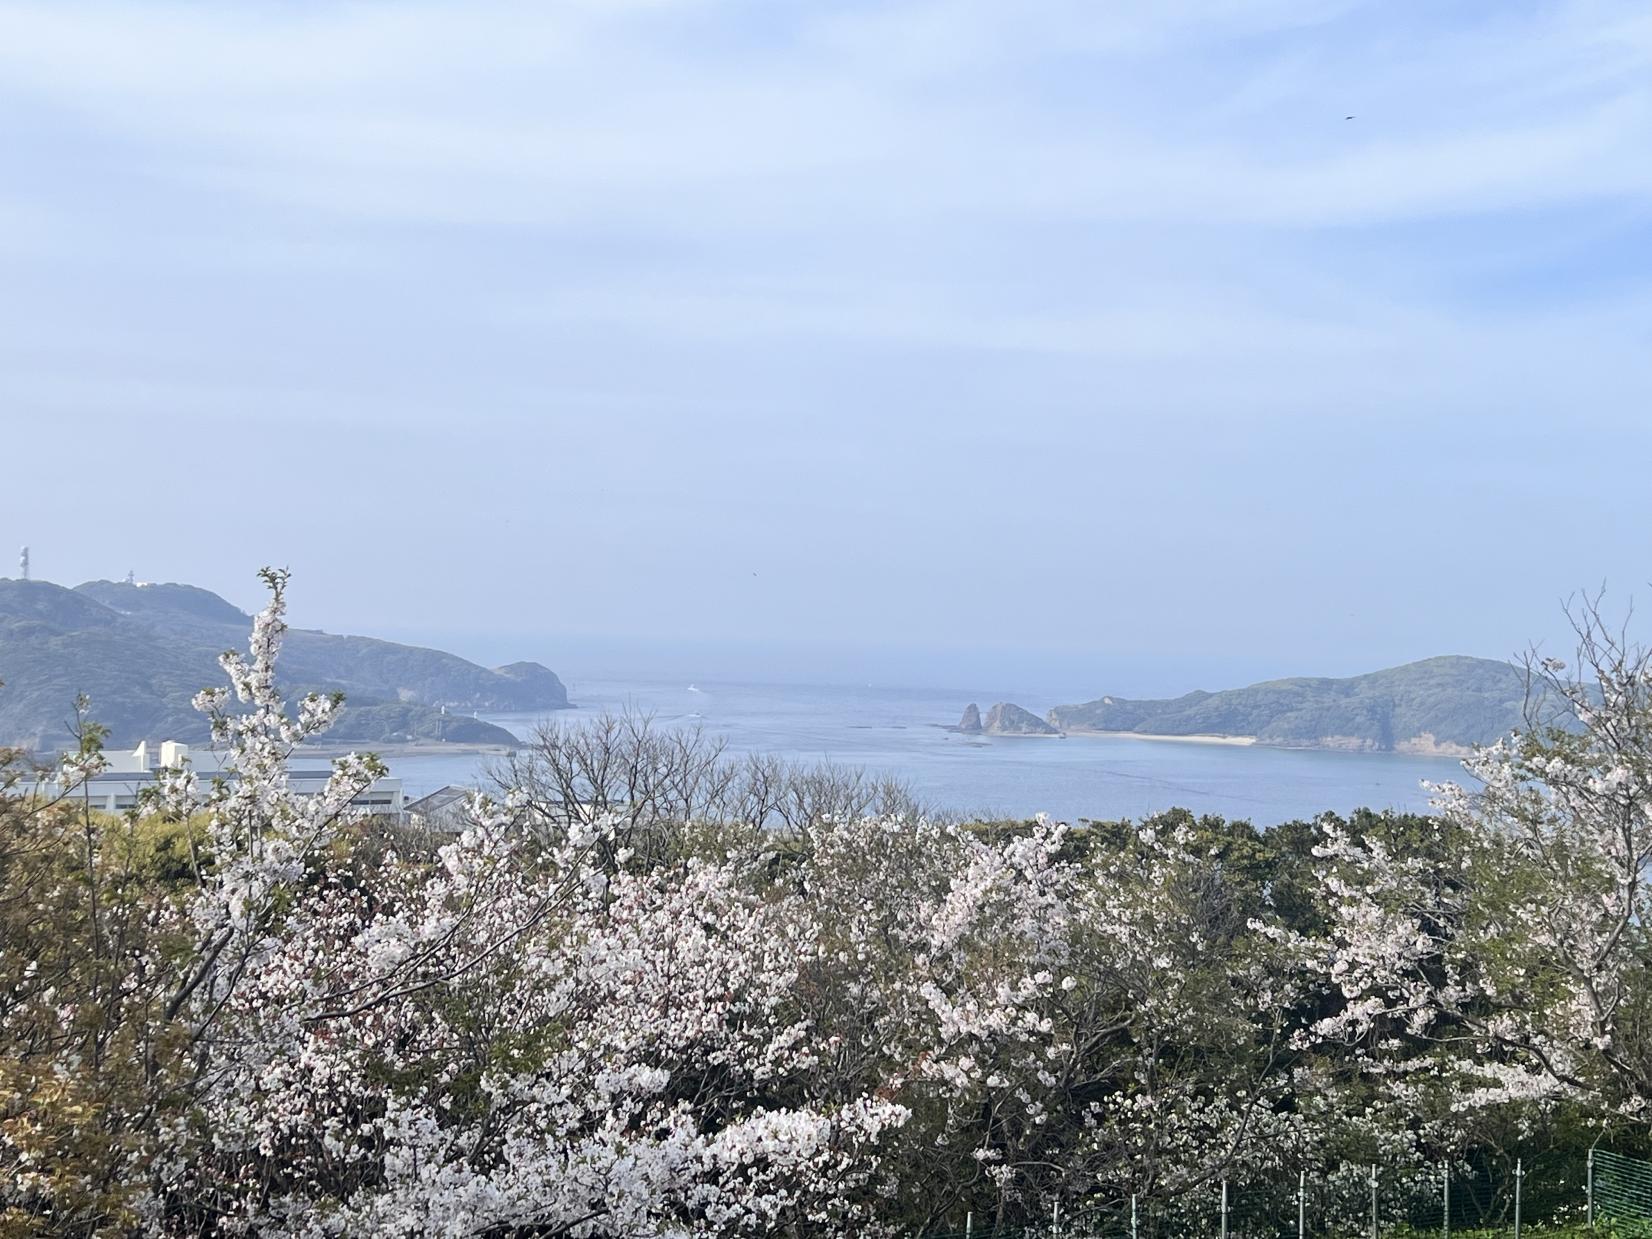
[60,740,404,818]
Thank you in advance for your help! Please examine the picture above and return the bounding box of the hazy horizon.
[4,2,1650,688]
[0,562,1543,706]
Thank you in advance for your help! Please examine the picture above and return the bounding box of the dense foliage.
[3,574,1651,1235]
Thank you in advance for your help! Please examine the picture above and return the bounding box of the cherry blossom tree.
[1304,597,1652,1127]
[13,568,1637,1237]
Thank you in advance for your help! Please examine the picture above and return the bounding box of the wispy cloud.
[5,1,1649,374]
[2,1,1648,231]
[1,1,1649,665]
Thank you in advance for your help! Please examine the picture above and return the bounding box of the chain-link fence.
[902,1147,1650,1237]
[1594,1149,1652,1236]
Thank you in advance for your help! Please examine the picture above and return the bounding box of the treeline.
[1,572,1649,1237]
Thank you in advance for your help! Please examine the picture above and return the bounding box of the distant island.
[0,577,570,751]
[955,656,1531,755]
[952,701,1062,737]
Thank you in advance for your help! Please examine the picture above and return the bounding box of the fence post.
[1514,1158,1522,1239]
[1298,1168,1306,1239]
[1588,1147,1595,1229]
[1130,1193,1138,1239]
[965,1212,973,1239]
[1052,1199,1060,1237]
[1370,1164,1379,1239]
[1442,1163,1449,1239]
[1221,1178,1229,1239]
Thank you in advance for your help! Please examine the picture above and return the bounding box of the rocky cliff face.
[955,703,983,733]
[982,702,1061,736]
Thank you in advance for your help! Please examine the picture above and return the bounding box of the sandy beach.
[1061,728,1257,747]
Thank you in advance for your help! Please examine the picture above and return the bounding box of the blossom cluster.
[8,576,1652,1235]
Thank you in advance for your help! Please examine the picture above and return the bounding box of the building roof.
[405,785,475,817]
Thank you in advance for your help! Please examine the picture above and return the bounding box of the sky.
[2,1,1650,697]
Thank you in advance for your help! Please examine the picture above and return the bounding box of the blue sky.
[1,1,1650,695]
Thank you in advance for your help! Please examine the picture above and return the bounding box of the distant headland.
[0,576,570,751]
[950,655,1530,755]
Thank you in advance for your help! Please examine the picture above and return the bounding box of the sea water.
[384,677,1466,826]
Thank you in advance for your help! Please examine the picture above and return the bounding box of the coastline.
[300,741,519,759]
[1061,727,1257,747]
[1059,728,1470,757]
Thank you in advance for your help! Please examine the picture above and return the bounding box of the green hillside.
[1047,655,1530,754]
[0,578,568,751]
